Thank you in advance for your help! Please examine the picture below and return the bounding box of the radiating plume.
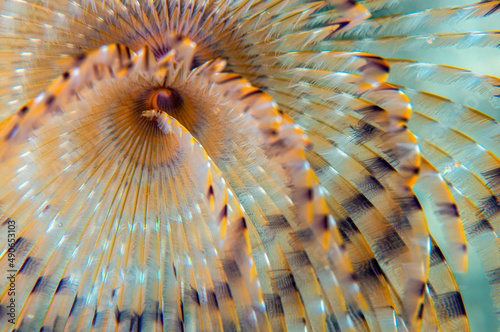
[0,0,499,331]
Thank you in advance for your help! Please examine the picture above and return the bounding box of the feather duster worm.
[0,0,499,331]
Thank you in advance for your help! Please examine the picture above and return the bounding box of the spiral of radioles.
[0,0,499,331]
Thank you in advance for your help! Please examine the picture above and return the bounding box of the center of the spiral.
[149,88,184,114]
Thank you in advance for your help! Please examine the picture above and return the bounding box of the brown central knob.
[149,88,183,114]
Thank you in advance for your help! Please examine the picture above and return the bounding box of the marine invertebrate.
[0,0,499,330]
